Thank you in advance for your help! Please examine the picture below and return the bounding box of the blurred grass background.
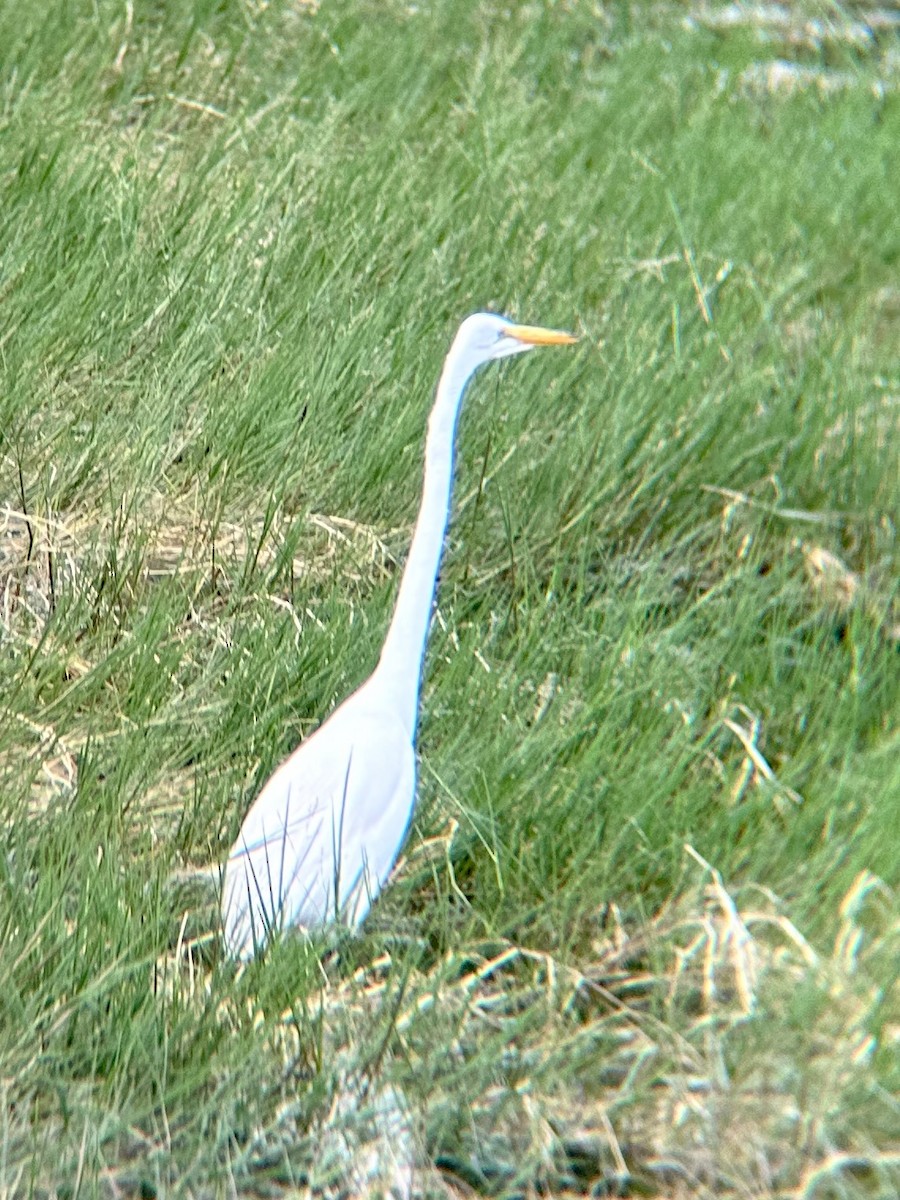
[0,0,897,1195]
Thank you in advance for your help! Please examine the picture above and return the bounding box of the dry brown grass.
[140,856,899,1198]
[0,487,404,830]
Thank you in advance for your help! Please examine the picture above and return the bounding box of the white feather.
[222,312,575,959]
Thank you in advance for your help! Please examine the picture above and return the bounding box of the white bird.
[222,312,576,958]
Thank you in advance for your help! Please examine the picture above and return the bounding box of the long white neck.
[374,345,477,735]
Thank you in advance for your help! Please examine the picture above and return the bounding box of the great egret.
[222,312,576,959]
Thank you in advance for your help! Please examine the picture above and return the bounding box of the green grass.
[0,0,898,1195]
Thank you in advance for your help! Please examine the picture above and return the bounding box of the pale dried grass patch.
[802,545,860,609]
[686,3,900,97]
[149,860,897,1198]
[0,504,83,631]
[0,711,79,823]
[0,487,401,637]
[144,489,401,592]
[689,3,900,54]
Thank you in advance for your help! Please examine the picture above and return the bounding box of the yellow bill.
[506,322,578,346]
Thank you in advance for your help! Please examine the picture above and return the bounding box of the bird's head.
[454,312,577,367]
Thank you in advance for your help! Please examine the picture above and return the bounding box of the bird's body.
[222,684,414,950]
[222,313,575,959]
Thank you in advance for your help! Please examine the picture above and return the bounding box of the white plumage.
[222,312,576,958]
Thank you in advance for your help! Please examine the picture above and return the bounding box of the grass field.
[1,0,898,1195]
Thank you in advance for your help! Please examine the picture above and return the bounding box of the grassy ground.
[1,0,898,1195]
